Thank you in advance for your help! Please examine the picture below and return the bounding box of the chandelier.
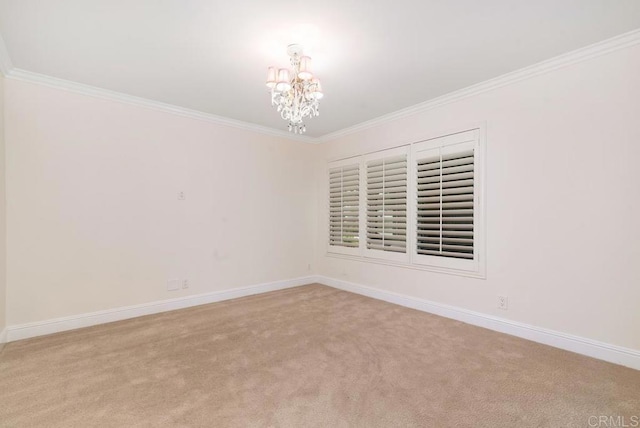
[266,44,323,134]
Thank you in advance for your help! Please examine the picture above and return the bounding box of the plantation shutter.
[329,164,360,248]
[416,143,474,260]
[366,154,407,253]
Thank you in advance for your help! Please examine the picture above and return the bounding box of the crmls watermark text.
[588,416,640,427]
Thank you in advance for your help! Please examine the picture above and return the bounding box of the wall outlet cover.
[498,295,508,310]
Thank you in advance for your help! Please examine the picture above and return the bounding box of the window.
[364,147,409,262]
[327,127,484,277]
[328,160,360,255]
[412,130,481,273]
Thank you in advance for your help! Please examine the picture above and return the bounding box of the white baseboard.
[6,276,316,342]
[6,275,639,371]
[317,276,640,371]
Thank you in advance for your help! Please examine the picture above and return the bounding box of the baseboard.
[6,276,316,342]
[7,275,639,370]
[317,276,640,371]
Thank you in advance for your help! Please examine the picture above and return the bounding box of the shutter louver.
[366,155,407,253]
[329,165,360,248]
[417,148,474,260]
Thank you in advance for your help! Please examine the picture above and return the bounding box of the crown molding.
[315,28,640,143]
[2,28,639,143]
[5,68,315,143]
[0,33,14,77]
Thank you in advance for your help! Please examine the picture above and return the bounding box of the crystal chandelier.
[266,44,323,134]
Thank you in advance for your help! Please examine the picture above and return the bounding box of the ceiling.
[1,1,639,138]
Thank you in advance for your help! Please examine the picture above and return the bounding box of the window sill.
[325,252,486,279]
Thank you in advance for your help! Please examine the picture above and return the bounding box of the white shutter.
[413,129,481,273]
[416,146,474,259]
[329,163,360,250]
[327,127,483,277]
[365,148,409,260]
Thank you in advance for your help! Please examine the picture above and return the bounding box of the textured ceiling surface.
[1,0,639,137]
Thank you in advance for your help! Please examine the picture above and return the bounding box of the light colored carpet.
[0,284,638,427]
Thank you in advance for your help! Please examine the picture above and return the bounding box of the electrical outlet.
[178,191,186,200]
[498,295,508,310]
[182,279,189,289]
[307,263,311,271]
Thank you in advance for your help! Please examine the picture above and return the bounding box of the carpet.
[0,284,638,427]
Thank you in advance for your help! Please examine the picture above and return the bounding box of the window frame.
[410,129,484,275]
[325,125,486,279]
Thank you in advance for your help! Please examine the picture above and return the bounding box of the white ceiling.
[1,0,639,138]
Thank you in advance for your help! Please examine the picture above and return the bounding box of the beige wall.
[315,44,640,351]
[2,43,639,356]
[0,73,5,335]
[5,79,316,325]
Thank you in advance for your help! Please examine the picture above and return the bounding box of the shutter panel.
[329,164,360,248]
[366,155,407,253]
[416,145,474,259]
